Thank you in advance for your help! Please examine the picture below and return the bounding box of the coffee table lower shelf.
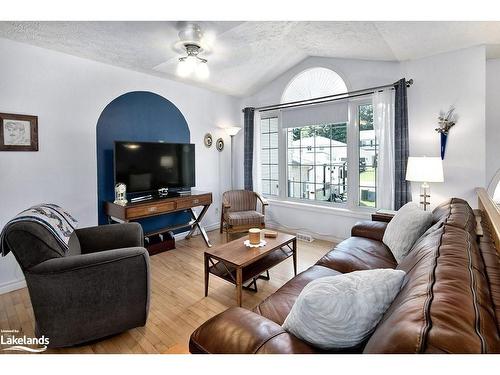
[204,235,297,307]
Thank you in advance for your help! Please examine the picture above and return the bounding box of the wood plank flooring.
[0,231,333,354]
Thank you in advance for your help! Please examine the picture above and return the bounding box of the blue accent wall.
[96,91,191,232]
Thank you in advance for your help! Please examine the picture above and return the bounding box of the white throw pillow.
[282,269,406,350]
[382,202,432,263]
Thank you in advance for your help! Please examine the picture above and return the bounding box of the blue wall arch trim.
[96,91,191,232]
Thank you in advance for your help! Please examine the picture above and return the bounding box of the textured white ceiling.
[0,21,499,97]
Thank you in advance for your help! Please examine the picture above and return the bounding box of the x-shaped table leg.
[185,204,212,247]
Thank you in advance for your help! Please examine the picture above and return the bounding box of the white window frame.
[259,111,280,197]
[258,97,377,213]
[349,97,376,211]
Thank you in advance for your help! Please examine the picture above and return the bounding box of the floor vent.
[296,232,314,242]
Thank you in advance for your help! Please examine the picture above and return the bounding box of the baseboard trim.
[0,278,26,295]
[266,221,345,244]
[173,222,220,241]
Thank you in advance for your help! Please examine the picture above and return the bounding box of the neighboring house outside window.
[258,67,378,210]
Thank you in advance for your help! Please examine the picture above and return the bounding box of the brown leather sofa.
[189,198,500,353]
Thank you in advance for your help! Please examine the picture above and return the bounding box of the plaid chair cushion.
[225,210,264,227]
[223,190,257,212]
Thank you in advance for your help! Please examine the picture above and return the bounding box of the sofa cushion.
[282,269,406,350]
[253,265,341,325]
[225,210,264,226]
[432,198,476,235]
[223,190,257,212]
[316,237,397,273]
[363,225,500,353]
[382,202,433,263]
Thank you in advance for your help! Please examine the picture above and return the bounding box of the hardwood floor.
[0,231,334,354]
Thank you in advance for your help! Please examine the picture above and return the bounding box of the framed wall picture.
[0,112,38,151]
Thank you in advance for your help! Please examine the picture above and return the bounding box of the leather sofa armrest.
[189,307,316,354]
[351,220,388,242]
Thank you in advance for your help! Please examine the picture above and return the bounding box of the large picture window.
[257,67,382,211]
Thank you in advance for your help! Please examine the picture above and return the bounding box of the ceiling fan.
[174,23,212,80]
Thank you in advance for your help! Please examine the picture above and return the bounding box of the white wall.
[0,37,239,293]
[236,56,402,241]
[486,58,500,192]
[402,46,486,208]
[0,38,491,293]
[236,48,488,241]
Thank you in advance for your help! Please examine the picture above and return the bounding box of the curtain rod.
[245,79,413,113]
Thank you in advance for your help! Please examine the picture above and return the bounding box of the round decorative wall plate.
[216,138,224,152]
[203,133,213,148]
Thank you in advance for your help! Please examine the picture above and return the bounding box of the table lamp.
[405,156,444,211]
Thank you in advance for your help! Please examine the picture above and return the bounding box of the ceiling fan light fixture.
[195,61,210,80]
[178,23,203,46]
[175,24,211,80]
[176,56,196,77]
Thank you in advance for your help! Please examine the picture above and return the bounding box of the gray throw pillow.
[282,269,406,350]
[382,202,432,263]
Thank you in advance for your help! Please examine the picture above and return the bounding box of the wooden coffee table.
[204,233,297,306]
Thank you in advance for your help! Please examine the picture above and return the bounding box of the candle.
[248,228,261,245]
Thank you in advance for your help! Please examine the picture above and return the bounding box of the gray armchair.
[3,221,150,348]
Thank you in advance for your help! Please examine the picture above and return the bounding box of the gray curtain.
[243,107,255,191]
[394,78,412,209]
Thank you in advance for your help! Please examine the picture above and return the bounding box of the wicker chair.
[220,190,268,241]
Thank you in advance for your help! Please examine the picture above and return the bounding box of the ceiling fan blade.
[152,57,178,73]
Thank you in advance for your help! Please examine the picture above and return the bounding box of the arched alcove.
[96,91,190,230]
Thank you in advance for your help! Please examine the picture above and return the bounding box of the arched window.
[281,67,348,103]
[259,67,376,209]
[260,68,348,198]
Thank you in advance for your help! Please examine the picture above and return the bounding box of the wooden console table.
[105,191,213,247]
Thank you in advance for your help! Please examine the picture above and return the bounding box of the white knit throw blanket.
[0,204,78,256]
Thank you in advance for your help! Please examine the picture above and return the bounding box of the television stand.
[158,191,180,198]
[130,194,154,203]
[104,191,213,249]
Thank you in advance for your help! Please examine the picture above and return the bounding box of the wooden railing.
[477,187,500,253]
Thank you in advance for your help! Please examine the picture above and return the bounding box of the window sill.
[265,198,375,220]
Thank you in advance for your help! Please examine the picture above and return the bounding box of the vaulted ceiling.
[1,21,499,97]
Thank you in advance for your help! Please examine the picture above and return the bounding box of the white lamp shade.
[406,157,444,182]
[225,127,242,136]
[195,61,210,80]
[176,56,197,78]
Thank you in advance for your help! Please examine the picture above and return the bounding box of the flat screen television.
[114,141,195,194]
